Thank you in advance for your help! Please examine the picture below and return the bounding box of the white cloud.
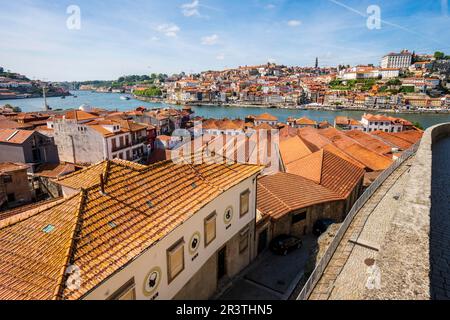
[265,4,276,10]
[201,34,219,45]
[216,53,225,60]
[287,20,302,27]
[182,0,201,17]
[155,24,180,37]
[151,36,160,41]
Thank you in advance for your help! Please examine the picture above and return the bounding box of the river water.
[2,90,450,129]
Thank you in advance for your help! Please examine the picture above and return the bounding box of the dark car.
[313,219,336,236]
[269,235,303,256]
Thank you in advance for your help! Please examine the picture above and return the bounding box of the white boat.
[120,96,130,101]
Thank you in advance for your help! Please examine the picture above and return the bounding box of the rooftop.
[0,158,263,300]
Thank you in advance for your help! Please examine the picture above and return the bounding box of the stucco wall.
[54,121,105,164]
[272,200,346,239]
[0,144,26,163]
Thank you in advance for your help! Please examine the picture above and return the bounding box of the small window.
[292,210,307,224]
[107,278,136,300]
[239,228,250,254]
[240,190,250,217]
[167,239,185,283]
[204,212,217,247]
[2,175,12,184]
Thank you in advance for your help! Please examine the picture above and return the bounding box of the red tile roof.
[257,173,342,220]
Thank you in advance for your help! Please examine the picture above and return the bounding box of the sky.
[1,0,450,81]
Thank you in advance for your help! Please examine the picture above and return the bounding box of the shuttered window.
[204,212,217,247]
[240,190,250,217]
[167,239,185,283]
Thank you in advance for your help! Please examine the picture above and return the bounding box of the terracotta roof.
[257,173,342,220]
[64,110,99,121]
[339,143,393,171]
[345,130,392,155]
[0,162,29,173]
[0,158,263,300]
[253,113,278,121]
[0,119,33,130]
[370,131,414,150]
[389,130,423,145]
[0,129,34,144]
[35,163,77,179]
[279,136,313,166]
[285,150,364,198]
[297,127,331,149]
[294,117,317,126]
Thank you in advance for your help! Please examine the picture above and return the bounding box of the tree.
[435,51,445,60]
[413,122,424,130]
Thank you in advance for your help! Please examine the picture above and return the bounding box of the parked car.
[313,219,336,236]
[269,235,303,256]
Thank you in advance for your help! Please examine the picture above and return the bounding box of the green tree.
[435,51,445,60]
[413,122,424,130]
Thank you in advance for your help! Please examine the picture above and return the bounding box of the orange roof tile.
[345,130,392,155]
[0,129,34,144]
[0,158,263,300]
[257,173,342,220]
[285,150,364,198]
[279,136,314,165]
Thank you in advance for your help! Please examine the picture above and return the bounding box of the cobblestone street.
[309,157,416,300]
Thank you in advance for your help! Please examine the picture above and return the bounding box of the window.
[239,228,250,254]
[240,190,250,217]
[2,175,12,184]
[204,212,217,247]
[292,210,307,224]
[107,278,136,300]
[167,239,185,283]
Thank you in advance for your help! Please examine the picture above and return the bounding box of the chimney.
[100,174,106,195]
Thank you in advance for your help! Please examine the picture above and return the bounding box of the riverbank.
[162,100,450,115]
[2,90,450,129]
[0,92,71,101]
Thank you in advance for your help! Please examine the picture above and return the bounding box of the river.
[2,90,450,129]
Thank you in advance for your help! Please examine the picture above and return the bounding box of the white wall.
[83,174,259,300]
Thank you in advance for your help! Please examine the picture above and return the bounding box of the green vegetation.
[76,73,168,89]
[434,51,450,60]
[400,86,415,93]
[413,122,424,130]
[386,79,401,86]
[329,79,377,91]
[2,104,22,112]
[134,86,162,97]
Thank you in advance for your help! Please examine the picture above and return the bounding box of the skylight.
[42,225,55,234]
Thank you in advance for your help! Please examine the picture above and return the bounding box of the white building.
[381,50,413,69]
[0,158,263,300]
[51,110,149,164]
[360,113,409,133]
[251,113,279,126]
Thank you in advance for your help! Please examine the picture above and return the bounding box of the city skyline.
[1,0,450,81]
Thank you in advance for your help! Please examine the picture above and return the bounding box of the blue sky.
[1,0,449,81]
